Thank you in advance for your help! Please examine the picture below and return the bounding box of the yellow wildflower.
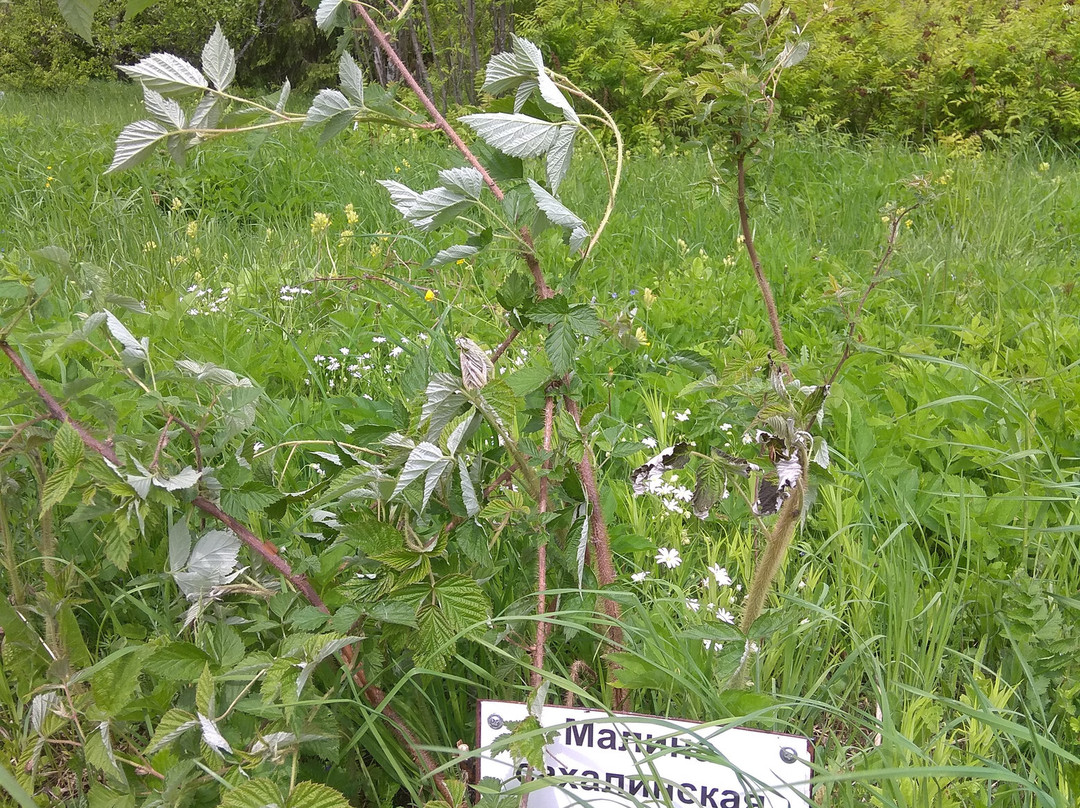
[424,289,436,302]
[1039,162,1050,172]
[642,287,657,308]
[345,203,359,225]
[456,258,466,265]
[634,326,650,347]
[143,240,158,253]
[310,211,331,235]
[186,220,197,238]
[170,197,183,212]
[337,230,354,247]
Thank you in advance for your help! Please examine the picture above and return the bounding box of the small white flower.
[702,639,724,652]
[708,564,732,587]
[417,333,429,342]
[642,437,658,448]
[674,409,691,422]
[631,571,649,583]
[799,618,810,625]
[253,442,265,452]
[340,347,350,356]
[715,607,735,624]
[373,336,387,344]
[685,598,700,612]
[798,580,807,589]
[655,547,682,569]
[389,346,404,358]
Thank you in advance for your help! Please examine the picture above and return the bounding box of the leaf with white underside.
[527,179,590,252]
[377,181,473,232]
[438,166,484,199]
[458,456,480,516]
[143,86,185,129]
[546,124,576,193]
[424,244,479,269]
[339,52,365,106]
[391,442,452,510]
[776,39,809,69]
[274,78,291,115]
[459,113,561,158]
[120,53,208,95]
[59,0,101,44]
[576,509,589,588]
[315,0,345,31]
[172,529,242,598]
[202,24,236,91]
[303,89,357,143]
[103,309,148,364]
[199,713,232,755]
[107,120,168,173]
[483,35,545,95]
[190,94,221,130]
[145,708,199,754]
[536,72,578,122]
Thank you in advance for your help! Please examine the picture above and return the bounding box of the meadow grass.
[1,83,1079,806]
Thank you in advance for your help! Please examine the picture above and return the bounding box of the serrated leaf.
[415,604,455,671]
[202,24,236,91]
[198,712,232,755]
[107,119,168,173]
[391,442,452,509]
[458,456,480,517]
[527,179,585,230]
[438,166,484,199]
[575,510,589,588]
[173,529,241,597]
[190,93,222,129]
[144,642,213,680]
[142,86,185,129]
[53,421,84,469]
[153,465,202,492]
[546,124,575,193]
[536,72,577,122]
[338,52,365,106]
[103,309,147,364]
[287,781,352,808]
[545,321,575,376]
[59,0,101,42]
[92,645,146,716]
[40,465,80,513]
[421,373,464,433]
[303,89,356,142]
[120,53,208,95]
[275,78,292,114]
[777,39,810,69]
[424,244,479,269]
[168,520,191,572]
[221,779,284,808]
[459,113,561,158]
[435,574,490,636]
[315,0,345,31]
[145,708,199,754]
[102,512,136,570]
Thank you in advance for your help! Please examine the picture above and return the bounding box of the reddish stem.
[530,396,555,691]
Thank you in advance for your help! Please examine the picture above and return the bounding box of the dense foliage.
[1,7,1079,808]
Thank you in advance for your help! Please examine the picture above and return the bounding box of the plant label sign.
[478,700,811,808]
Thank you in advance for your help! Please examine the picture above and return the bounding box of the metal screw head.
[779,746,798,764]
[487,714,504,730]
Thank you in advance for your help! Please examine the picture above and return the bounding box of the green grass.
[1,82,1079,807]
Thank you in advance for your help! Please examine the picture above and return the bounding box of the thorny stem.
[0,494,25,606]
[0,342,454,806]
[530,396,555,691]
[736,151,789,375]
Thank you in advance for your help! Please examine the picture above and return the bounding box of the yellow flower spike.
[642,288,657,308]
[1039,162,1050,172]
[424,289,436,302]
[310,211,331,235]
[345,203,359,225]
[186,221,197,238]
[170,197,183,212]
[635,326,650,346]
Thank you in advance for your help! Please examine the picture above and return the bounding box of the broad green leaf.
[459,113,561,158]
[31,245,72,267]
[219,777,284,808]
[58,0,101,43]
[435,574,490,636]
[566,304,601,336]
[287,781,351,808]
[92,645,146,716]
[545,321,575,376]
[415,604,454,671]
[124,0,158,19]
[420,373,465,436]
[102,511,136,570]
[202,24,236,91]
[143,642,213,680]
[53,421,84,470]
[338,52,364,106]
[57,603,92,668]
[120,54,208,95]
[107,120,168,173]
[777,39,810,69]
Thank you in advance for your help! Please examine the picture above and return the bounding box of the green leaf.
[415,604,455,671]
[107,120,168,173]
[40,464,80,513]
[391,442,452,509]
[287,781,351,808]
[220,778,284,808]
[202,24,236,91]
[545,321,575,376]
[58,0,101,43]
[567,304,601,336]
[314,0,346,31]
[435,574,490,637]
[459,113,562,158]
[92,645,146,716]
[143,642,213,680]
[57,603,92,669]
[546,124,576,193]
[303,90,356,143]
[527,179,589,252]
[496,270,533,312]
[195,662,214,715]
[124,0,158,19]
[102,511,136,571]
[145,708,200,754]
[119,54,208,95]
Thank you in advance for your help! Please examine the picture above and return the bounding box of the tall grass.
[1,83,1078,806]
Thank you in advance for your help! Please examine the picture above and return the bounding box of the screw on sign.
[478,700,812,808]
